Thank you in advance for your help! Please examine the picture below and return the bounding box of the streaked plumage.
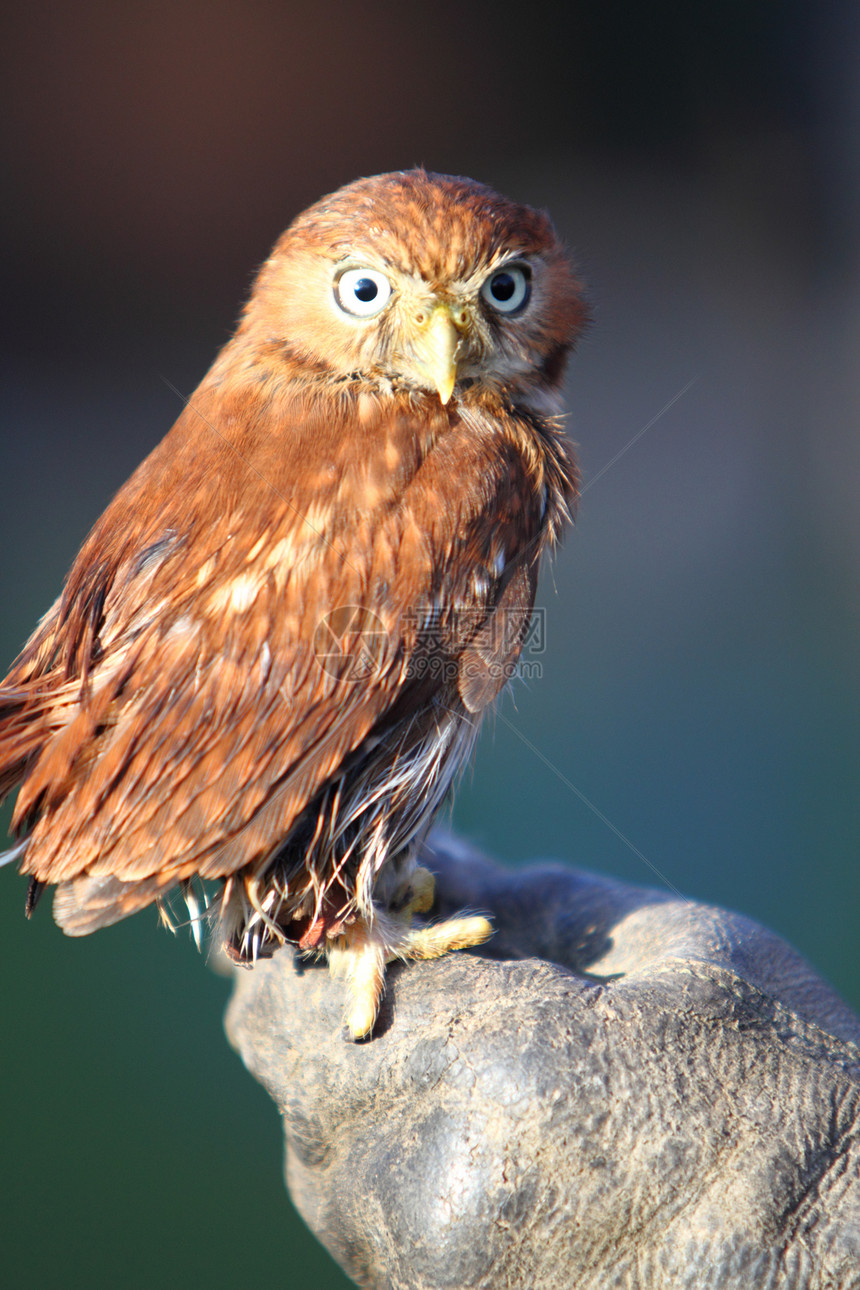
[0,170,585,1036]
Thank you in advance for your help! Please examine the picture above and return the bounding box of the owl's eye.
[480,264,531,314]
[335,268,393,318]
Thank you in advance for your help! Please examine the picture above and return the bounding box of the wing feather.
[458,559,538,713]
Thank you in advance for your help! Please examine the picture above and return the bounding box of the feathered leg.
[327,867,492,1039]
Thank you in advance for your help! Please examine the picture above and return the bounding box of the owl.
[0,170,585,1037]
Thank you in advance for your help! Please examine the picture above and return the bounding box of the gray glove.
[225,833,860,1290]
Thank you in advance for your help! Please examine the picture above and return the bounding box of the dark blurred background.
[1,2,858,1286]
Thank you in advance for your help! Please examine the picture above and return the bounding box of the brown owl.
[0,170,585,1037]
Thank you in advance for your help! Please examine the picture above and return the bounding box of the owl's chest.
[400,407,546,575]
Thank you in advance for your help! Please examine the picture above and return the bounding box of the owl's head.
[240,170,587,411]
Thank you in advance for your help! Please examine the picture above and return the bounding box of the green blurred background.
[1,2,858,1286]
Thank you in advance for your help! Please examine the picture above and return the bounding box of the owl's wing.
[457,558,538,714]
[2,504,419,925]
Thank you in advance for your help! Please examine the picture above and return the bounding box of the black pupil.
[354,277,378,302]
[491,272,517,302]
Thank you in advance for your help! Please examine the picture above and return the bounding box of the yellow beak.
[412,304,463,405]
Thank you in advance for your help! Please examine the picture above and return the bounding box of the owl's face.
[242,170,586,409]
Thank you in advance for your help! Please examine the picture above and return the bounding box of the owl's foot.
[397,915,494,963]
[392,863,436,917]
[327,921,387,1040]
[327,898,493,1040]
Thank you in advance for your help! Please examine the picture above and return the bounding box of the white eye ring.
[480,263,531,314]
[334,267,393,318]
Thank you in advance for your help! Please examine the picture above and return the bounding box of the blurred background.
[1,2,858,1286]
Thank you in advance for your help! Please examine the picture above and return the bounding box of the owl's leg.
[328,883,492,1040]
[391,863,493,962]
[327,920,387,1040]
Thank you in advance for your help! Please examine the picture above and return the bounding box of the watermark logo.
[312,604,547,684]
[312,606,388,680]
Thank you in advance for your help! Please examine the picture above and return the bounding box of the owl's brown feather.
[0,169,584,1035]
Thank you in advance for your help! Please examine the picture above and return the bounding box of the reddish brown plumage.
[0,169,585,1035]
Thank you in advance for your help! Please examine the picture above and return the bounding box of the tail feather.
[25,876,45,916]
